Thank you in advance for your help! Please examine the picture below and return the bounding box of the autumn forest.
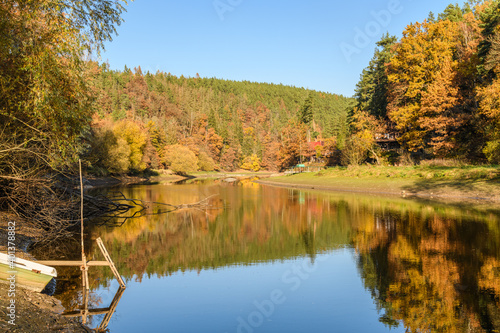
[354,1,500,165]
[86,0,500,175]
[86,65,352,174]
[2,1,500,332]
[2,1,500,185]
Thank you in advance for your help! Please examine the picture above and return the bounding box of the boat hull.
[0,253,57,293]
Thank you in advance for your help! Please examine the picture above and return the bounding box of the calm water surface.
[49,178,500,332]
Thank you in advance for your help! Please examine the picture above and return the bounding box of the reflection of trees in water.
[354,209,500,332]
[49,182,500,332]
[301,211,317,263]
[85,185,355,287]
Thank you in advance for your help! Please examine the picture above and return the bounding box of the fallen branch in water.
[158,194,219,210]
[92,192,223,227]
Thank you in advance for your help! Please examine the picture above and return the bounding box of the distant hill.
[87,63,354,173]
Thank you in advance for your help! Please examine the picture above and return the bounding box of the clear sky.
[101,0,456,97]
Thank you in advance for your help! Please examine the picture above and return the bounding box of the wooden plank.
[37,261,110,266]
[62,307,111,318]
[87,261,110,266]
[96,237,126,288]
[98,286,126,330]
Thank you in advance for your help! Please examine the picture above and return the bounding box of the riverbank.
[83,170,275,187]
[255,165,500,203]
[86,166,500,203]
[0,213,89,332]
[0,286,89,333]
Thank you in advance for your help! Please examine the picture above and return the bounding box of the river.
[43,178,500,332]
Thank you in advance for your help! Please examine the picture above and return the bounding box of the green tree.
[438,3,464,22]
[427,11,437,23]
[355,34,398,119]
[478,0,500,77]
[477,31,500,163]
[299,93,314,124]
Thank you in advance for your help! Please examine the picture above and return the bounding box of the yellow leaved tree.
[387,20,462,155]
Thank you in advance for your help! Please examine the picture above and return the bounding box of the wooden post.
[81,287,89,324]
[79,160,89,291]
[47,163,126,325]
[79,159,84,261]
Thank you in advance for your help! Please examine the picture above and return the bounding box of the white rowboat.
[0,252,57,292]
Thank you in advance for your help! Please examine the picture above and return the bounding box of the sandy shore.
[255,175,500,204]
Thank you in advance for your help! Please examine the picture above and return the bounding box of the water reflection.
[354,206,500,332]
[47,180,500,332]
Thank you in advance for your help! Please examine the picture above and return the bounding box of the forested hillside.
[352,0,500,165]
[3,0,500,185]
[86,64,353,173]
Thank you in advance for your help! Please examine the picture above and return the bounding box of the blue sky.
[102,0,456,97]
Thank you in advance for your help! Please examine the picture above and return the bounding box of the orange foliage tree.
[387,20,462,155]
[277,119,308,170]
[477,30,500,163]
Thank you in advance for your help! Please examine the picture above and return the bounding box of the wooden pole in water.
[79,159,90,324]
[79,160,89,293]
[79,159,84,262]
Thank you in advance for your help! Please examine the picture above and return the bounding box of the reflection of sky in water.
[91,250,403,333]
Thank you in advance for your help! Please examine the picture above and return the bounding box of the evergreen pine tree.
[299,93,314,124]
[354,33,397,119]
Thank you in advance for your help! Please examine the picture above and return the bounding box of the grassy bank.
[259,165,500,202]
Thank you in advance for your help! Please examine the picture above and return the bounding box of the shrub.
[198,152,216,171]
[165,145,198,175]
[341,136,368,166]
[240,154,261,171]
[86,123,130,174]
[106,137,131,173]
[419,158,465,167]
[397,151,415,166]
[113,120,148,171]
[483,140,500,164]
